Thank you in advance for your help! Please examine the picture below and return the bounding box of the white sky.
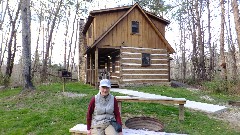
[1,0,237,65]
[29,0,134,65]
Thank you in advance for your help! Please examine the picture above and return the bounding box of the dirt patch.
[185,86,240,131]
[200,95,214,101]
[62,92,86,98]
[212,106,240,131]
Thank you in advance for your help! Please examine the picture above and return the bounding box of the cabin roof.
[83,3,175,54]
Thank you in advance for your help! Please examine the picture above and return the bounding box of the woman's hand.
[87,130,91,135]
[119,132,123,135]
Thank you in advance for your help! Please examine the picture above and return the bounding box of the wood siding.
[98,7,167,49]
[120,46,169,86]
[86,24,93,47]
[149,17,166,37]
[86,11,126,46]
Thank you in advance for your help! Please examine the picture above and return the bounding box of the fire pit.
[125,117,164,132]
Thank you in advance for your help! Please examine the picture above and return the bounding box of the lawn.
[0,82,239,135]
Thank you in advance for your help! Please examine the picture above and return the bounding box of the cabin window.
[88,25,92,38]
[142,53,151,66]
[131,21,139,34]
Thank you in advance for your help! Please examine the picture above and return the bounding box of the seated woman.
[86,79,123,135]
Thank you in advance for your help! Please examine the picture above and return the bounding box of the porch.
[86,47,120,88]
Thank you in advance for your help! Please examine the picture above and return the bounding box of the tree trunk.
[227,0,237,81]
[41,0,63,82]
[67,8,75,71]
[0,0,8,30]
[4,2,21,86]
[220,0,227,83]
[195,0,205,80]
[64,9,70,69]
[188,0,197,81]
[189,0,198,81]
[32,7,43,79]
[179,10,186,81]
[207,0,213,80]
[70,3,80,74]
[232,0,240,55]
[21,0,34,90]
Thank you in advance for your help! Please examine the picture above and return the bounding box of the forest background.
[0,0,240,94]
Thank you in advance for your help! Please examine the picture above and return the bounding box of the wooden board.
[121,53,168,59]
[116,96,186,104]
[122,69,168,74]
[121,59,168,64]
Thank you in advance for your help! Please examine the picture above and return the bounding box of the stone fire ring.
[125,117,164,132]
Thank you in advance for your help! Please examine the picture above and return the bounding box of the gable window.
[132,21,139,34]
[142,53,151,66]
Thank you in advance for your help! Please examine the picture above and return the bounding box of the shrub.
[203,79,240,95]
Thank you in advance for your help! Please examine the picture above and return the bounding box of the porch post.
[95,47,99,89]
[119,46,123,88]
[86,54,89,84]
[90,53,93,85]
[167,52,170,82]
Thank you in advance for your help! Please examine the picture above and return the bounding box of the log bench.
[70,124,87,135]
[116,96,187,120]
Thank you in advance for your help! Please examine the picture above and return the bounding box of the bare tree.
[232,0,240,55]
[220,0,227,83]
[195,0,205,80]
[206,0,214,80]
[41,0,63,82]
[70,2,80,73]
[64,9,70,69]
[21,0,34,90]
[0,0,8,30]
[4,2,21,86]
[32,11,42,79]
[226,0,237,81]
[176,1,187,81]
[187,0,198,81]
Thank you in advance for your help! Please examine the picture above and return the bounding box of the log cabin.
[79,3,175,88]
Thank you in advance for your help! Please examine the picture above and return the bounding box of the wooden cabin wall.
[94,11,125,42]
[149,17,166,37]
[120,46,169,87]
[98,7,167,50]
[86,24,94,47]
[85,11,125,47]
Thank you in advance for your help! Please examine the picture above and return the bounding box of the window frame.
[131,21,139,34]
[142,53,151,67]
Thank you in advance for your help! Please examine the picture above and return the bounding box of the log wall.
[120,46,170,87]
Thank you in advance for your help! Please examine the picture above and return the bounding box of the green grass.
[0,82,239,135]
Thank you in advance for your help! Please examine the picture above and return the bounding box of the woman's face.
[100,86,110,96]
